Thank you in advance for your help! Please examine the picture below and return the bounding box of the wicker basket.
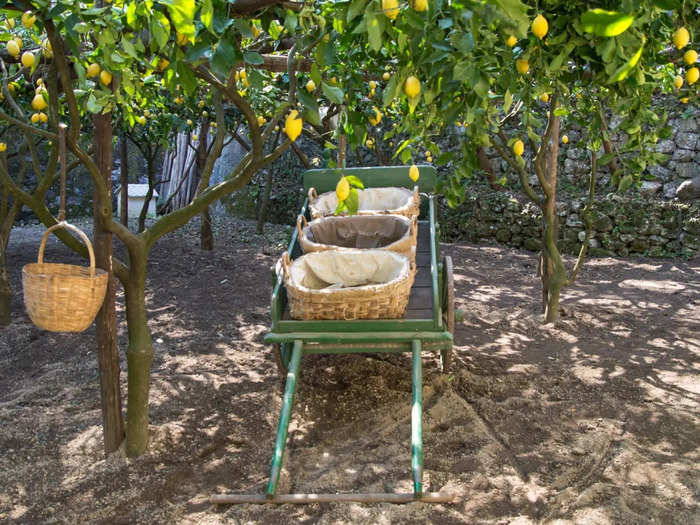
[308,185,420,220]
[22,222,108,332]
[280,250,413,320]
[297,214,417,266]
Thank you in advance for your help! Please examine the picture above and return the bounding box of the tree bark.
[197,121,213,251]
[120,135,128,227]
[138,152,157,233]
[124,250,153,457]
[93,113,125,454]
[476,147,504,191]
[256,168,274,234]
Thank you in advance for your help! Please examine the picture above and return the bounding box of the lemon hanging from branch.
[284,110,303,141]
[506,35,517,47]
[382,0,399,20]
[686,67,699,85]
[404,76,421,98]
[673,27,689,50]
[31,93,47,111]
[532,14,548,39]
[368,106,382,126]
[684,50,698,65]
[674,75,683,89]
[336,176,350,202]
[513,139,524,157]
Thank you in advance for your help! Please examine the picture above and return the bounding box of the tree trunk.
[138,154,156,233]
[476,147,504,191]
[197,121,213,251]
[256,169,274,234]
[120,135,128,227]
[0,243,11,326]
[93,113,125,455]
[124,251,153,457]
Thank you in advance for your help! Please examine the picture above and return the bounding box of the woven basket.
[297,214,417,267]
[22,222,108,332]
[308,185,420,220]
[281,250,413,320]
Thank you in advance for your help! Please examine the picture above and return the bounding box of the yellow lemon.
[251,25,261,38]
[516,58,529,74]
[369,88,376,97]
[369,80,377,90]
[674,75,684,89]
[673,27,690,50]
[39,112,48,123]
[680,97,689,103]
[684,50,698,65]
[532,14,548,40]
[100,70,112,86]
[513,139,524,156]
[409,164,419,182]
[687,67,699,85]
[383,72,390,81]
[404,76,421,98]
[21,11,35,29]
[306,79,315,92]
[86,63,100,78]
[175,96,183,104]
[0,143,6,152]
[21,51,34,68]
[562,135,569,144]
[382,0,399,20]
[157,58,169,71]
[8,83,15,93]
[198,99,206,108]
[192,134,199,141]
[144,110,151,117]
[412,0,428,12]
[176,32,188,46]
[539,93,549,103]
[186,119,193,126]
[6,18,15,29]
[336,176,350,201]
[6,40,19,58]
[31,112,40,124]
[202,110,208,117]
[138,115,146,125]
[257,115,266,126]
[507,35,517,47]
[284,110,303,141]
[31,93,47,111]
[368,106,382,126]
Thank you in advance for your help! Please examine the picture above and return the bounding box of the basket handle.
[308,187,317,204]
[410,216,417,237]
[296,214,308,239]
[281,251,291,280]
[38,221,97,277]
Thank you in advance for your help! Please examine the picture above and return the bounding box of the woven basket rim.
[284,249,411,296]
[23,262,109,277]
[309,186,419,218]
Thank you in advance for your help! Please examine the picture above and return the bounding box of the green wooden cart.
[211,166,457,505]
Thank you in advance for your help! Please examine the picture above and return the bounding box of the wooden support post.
[411,340,423,496]
[266,339,303,497]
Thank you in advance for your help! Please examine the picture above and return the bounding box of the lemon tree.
[335,0,697,323]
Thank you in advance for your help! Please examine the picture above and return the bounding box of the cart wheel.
[440,255,455,372]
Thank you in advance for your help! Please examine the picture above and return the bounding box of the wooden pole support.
[210,492,456,505]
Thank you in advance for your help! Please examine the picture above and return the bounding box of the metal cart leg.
[411,340,423,497]
[266,339,303,498]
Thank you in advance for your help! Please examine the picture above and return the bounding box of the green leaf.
[472,72,489,99]
[321,82,344,105]
[344,175,364,189]
[346,187,359,215]
[618,173,634,192]
[200,0,214,33]
[334,201,348,215]
[608,43,644,83]
[86,93,101,114]
[347,0,366,23]
[310,63,322,86]
[503,89,512,113]
[581,9,634,37]
[163,0,196,39]
[211,38,238,77]
[177,61,197,94]
[452,61,472,82]
[598,153,615,165]
[243,51,264,65]
[365,5,383,52]
[150,16,169,50]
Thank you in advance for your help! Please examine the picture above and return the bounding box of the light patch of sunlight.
[572,365,605,385]
[412,401,421,424]
[344,468,358,474]
[618,279,685,293]
[507,363,539,374]
[9,505,29,520]
[572,507,613,525]
[656,370,700,394]
[609,365,626,378]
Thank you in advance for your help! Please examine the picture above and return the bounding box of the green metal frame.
[262,166,452,501]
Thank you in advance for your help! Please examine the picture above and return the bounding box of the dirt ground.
[1,216,698,524]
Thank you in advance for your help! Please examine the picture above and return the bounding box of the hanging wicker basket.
[297,213,417,263]
[308,186,420,220]
[280,250,413,320]
[22,222,108,332]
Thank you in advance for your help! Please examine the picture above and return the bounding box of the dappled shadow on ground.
[0,220,698,524]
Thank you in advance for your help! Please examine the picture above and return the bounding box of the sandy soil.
[0,216,698,524]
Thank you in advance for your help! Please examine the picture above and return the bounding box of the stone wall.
[441,190,699,258]
[478,99,699,200]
